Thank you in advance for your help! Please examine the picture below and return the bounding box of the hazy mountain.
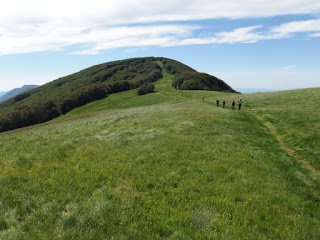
[0,92,7,97]
[236,88,274,94]
[0,85,38,103]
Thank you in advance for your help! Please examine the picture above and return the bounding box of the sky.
[0,0,320,91]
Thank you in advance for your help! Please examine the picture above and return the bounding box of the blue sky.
[0,0,320,91]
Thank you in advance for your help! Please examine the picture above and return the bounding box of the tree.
[137,83,155,95]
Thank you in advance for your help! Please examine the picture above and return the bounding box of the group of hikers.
[202,97,242,110]
[216,98,242,110]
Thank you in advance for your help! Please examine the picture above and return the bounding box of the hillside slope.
[0,57,234,132]
[0,68,319,239]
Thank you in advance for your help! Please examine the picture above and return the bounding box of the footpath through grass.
[0,70,319,239]
[245,88,320,173]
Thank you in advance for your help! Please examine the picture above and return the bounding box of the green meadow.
[1,69,320,239]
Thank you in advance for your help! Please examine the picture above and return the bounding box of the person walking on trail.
[216,99,219,107]
[222,100,226,108]
[238,98,242,110]
[232,100,235,109]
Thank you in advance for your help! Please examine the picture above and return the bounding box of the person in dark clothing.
[222,100,226,108]
[216,100,219,107]
[238,98,242,110]
[232,100,235,109]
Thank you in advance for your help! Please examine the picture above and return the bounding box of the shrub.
[137,83,155,96]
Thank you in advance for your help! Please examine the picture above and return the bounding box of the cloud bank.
[0,0,320,55]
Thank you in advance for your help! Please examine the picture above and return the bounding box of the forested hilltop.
[0,57,235,132]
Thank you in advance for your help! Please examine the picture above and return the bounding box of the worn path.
[254,114,319,177]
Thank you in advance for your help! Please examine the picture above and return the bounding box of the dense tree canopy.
[172,71,237,92]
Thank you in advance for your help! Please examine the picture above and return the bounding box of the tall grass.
[0,70,319,239]
[245,88,320,171]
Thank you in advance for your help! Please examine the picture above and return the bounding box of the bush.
[137,83,155,96]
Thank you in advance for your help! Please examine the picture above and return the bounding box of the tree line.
[172,71,237,92]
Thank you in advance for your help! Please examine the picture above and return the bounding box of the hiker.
[216,99,219,107]
[222,100,226,108]
[238,98,242,110]
[202,97,204,102]
[232,100,235,109]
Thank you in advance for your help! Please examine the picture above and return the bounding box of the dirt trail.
[255,114,319,177]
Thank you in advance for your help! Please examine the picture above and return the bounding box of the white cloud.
[1,20,318,56]
[0,0,320,55]
[271,19,320,36]
[214,26,264,44]
[1,0,320,24]
[177,26,264,46]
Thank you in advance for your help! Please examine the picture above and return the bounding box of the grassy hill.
[0,67,319,239]
[0,57,235,132]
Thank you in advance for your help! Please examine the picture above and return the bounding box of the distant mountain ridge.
[0,85,38,103]
[0,92,7,97]
[236,88,273,94]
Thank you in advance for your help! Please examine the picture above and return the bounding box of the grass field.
[1,68,319,239]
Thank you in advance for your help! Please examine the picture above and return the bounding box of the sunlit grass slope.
[245,88,320,172]
[0,69,319,239]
